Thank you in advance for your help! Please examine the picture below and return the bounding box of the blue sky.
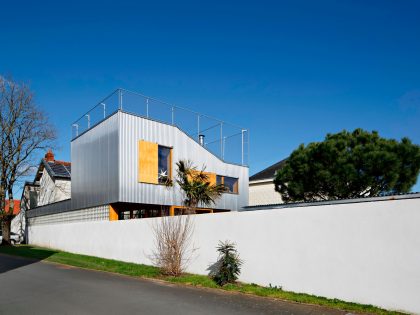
[1,0,419,191]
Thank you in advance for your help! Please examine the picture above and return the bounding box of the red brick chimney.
[45,149,55,162]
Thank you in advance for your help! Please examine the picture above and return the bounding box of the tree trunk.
[1,219,11,245]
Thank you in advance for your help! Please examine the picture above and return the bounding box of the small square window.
[223,176,239,194]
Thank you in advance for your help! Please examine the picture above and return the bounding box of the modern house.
[26,89,249,225]
[249,159,285,206]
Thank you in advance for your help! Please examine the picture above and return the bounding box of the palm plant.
[175,160,227,213]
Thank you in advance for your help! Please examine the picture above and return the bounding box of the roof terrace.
[71,89,249,166]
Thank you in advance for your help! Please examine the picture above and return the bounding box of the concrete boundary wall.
[28,197,420,314]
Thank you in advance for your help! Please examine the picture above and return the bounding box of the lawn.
[0,245,404,315]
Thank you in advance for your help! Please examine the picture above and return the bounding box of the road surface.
[0,254,345,315]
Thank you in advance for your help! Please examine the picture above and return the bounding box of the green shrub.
[211,241,243,286]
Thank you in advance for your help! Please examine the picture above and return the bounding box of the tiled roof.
[5,200,21,215]
[249,159,287,181]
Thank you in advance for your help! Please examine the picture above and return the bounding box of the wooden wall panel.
[189,170,216,186]
[138,140,158,184]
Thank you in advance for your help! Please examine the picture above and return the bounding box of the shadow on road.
[0,246,55,274]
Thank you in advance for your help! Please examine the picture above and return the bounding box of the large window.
[158,145,171,184]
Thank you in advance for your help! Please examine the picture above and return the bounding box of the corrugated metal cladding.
[118,111,249,211]
[71,114,119,209]
[68,111,248,211]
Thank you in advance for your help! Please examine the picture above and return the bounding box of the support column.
[109,205,118,221]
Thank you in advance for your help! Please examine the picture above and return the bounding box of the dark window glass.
[223,176,239,194]
[158,146,171,184]
[216,175,223,185]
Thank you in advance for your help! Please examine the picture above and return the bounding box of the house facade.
[34,150,71,206]
[71,110,248,219]
[26,91,248,225]
[12,151,71,239]
[248,159,285,206]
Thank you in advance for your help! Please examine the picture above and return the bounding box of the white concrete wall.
[28,197,420,314]
[249,179,283,206]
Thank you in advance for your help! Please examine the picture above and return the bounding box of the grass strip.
[0,245,404,315]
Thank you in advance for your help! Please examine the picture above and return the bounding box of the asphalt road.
[0,254,345,315]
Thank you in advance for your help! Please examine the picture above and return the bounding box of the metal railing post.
[223,136,226,160]
[72,124,79,137]
[197,114,200,141]
[101,103,106,119]
[247,129,250,166]
[118,89,123,110]
[241,129,245,165]
[85,114,90,129]
[220,122,223,159]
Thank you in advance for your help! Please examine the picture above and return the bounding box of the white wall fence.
[28,197,420,314]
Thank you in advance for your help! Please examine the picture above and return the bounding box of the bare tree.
[0,76,56,245]
[151,160,226,276]
[151,214,195,276]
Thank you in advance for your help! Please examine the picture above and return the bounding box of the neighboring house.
[13,181,40,241]
[34,150,71,206]
[249,159,286,206]
[12,151,70,240]
[26,90,249,225]
[6,200,24,240]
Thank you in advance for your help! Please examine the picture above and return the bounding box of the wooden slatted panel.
[189,170,216,186]
[138,140,158,184]
[206,172,217,186]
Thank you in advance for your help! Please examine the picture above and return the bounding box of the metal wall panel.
[118,111,249,210]
[70,113,119,209]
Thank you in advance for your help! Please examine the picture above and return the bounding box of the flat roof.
[243,192,420,210]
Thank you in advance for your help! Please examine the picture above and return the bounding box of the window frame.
[157,145,172,185]
[217,175,239,194]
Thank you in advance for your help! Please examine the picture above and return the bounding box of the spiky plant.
[212,241,243,286]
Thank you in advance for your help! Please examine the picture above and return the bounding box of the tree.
[0,77,56,245]
[274,129,420,203]
[151,160,226,276]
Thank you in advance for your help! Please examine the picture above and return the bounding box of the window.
[217,175,239,194]
[158,145,171,184]
[223,176,239,194]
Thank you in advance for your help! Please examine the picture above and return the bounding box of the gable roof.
[249,159,287,181]
[46,160,71,179]
[34,159,71,182]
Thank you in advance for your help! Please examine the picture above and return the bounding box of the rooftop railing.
[71,88,249,166]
